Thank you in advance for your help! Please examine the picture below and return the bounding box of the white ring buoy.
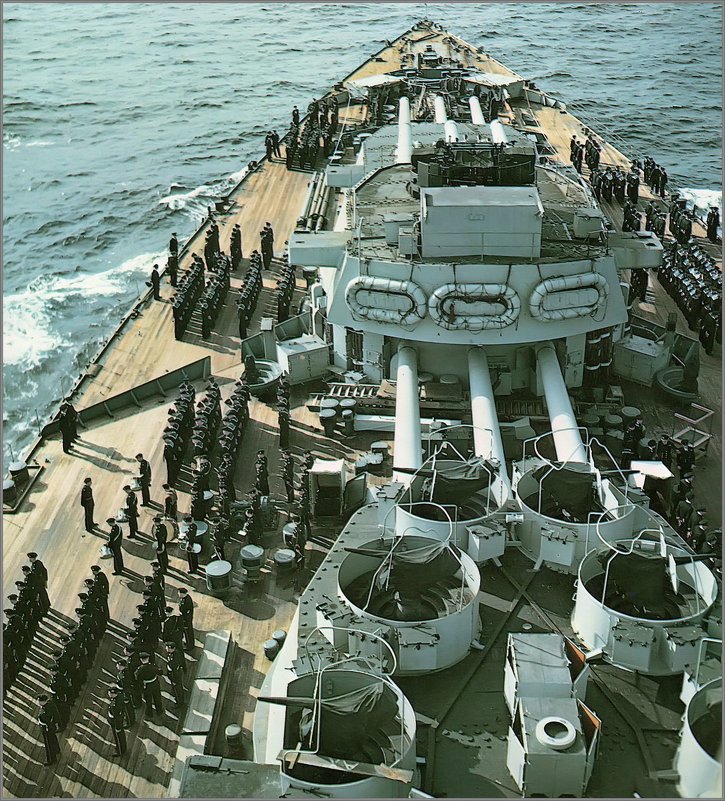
[529,273,609,321]
[345,276,427,326]
[534,716,577,751]
[429,283,521,330]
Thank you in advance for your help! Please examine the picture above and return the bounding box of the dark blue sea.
[3,2,722,466]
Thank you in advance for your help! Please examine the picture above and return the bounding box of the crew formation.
[236,248,264,340]
[280,99,338,170]
[4,553,50,698]
[30,563,108,765]
[172,255,205,340]
[199,253,231,339]
[105,572,197,757]
[275,254,296,323]
[658,243,722,353]
[574,133,721,361]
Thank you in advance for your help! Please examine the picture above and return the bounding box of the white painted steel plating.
[393,346,422,485]
[433,95,447,123]
[468,95,486,124]
[676,678,722,798]
[467,348,510,485]
[396,96,413,164]
[536,345,588,464]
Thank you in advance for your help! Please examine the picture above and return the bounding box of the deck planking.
[1,136,359,798]
[77,161,312,407]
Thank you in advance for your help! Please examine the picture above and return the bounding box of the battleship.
[2,18,722,801]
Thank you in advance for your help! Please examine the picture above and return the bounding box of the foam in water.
[3,131,21,150]
[158,167,250,223]
[159,183,211,210]
[678,187,722,227]
[3,250,164,368]
[3,295,71,369]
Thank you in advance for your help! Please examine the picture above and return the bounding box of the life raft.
[429,283,521,331]
[529,273,609,320]
[345,276,427,325]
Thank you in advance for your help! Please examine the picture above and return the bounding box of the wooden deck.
[78,161,313,407]
[1,147,374,798]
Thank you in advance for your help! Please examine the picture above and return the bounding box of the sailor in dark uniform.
[80,477,96,533]
[164,642,186,706]
[58,403,76,454]
[297,481,311,537]
[706,206,720,243]
[294,541,306,592]
[107,517,124,575]
[151,516,166,552]
[644,199,656,231]
[656,165,668,197]
[37,694,61,765]
[136,652,164,716]
[169,232,179,256]
[255,450,270,496]
[162,484,178,519]
[27,552,50,613]
[177,587,195,651]
[107,686,127,756]
[185,538,199,575]
[292,105,300,125]
[148,264,161,300]
[47,687,69,732]
[136,453,152,506]
[167,254,178,287]
[278,406,290,450]
[237,296,248,340]
[281,450,295,504]
[123,485,139,538]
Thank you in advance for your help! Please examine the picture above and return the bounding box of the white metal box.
[276,335,330,385]
[573,208,604,238]
[466,522,506,563]
[610,621,655,672]
[420,185,543,259]
[398,228,417,256]
[665,624,708,675]
[504,633,590,717]
[506,696,600,797]
[612,335,669,385]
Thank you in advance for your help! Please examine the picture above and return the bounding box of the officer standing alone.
[107,517,124,576]
[80,477,96,533]
[136,453,152,507]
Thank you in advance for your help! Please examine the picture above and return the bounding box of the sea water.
[3,2,722,466]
